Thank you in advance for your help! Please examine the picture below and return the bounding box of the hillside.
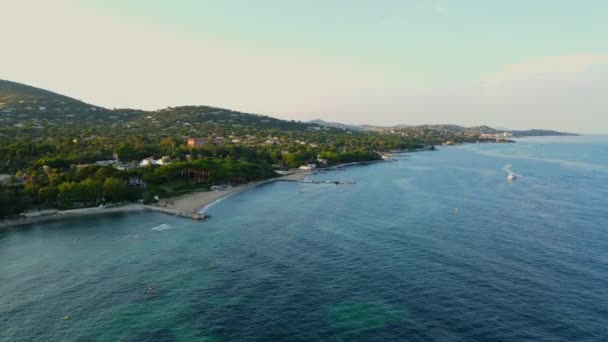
[0,79,111,123]
[0,79,103,111]
[0,80,331,139]
[2,79,575,138]
[0,79,81,104]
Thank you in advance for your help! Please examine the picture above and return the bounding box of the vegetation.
[0,79,522,218]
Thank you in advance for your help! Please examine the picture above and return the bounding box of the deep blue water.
[1,136,608,341]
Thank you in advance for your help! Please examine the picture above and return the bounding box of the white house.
[140,157,156,167]
[299,164,317,171]
[140,156,171,167]
[156,156,171,165]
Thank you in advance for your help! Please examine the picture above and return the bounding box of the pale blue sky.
[2,1,607,132]
[81,0,608,84]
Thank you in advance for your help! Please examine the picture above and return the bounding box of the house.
[140,156,171,167]
[140,157,156,167]
[299,164,317,171]
[115,163,135,171]
[126,177,146,189]
[156,156,171,165]
[188,137,225,147]
[187,138,208,147]
[95,160,118,166]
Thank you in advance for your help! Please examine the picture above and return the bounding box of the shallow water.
[1,136,608,341]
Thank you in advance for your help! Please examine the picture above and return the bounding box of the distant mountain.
[309,119,362,131]
[1,79,576,137]
[509,129,578,137]
[311,119,577,137]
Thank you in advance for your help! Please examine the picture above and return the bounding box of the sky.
[1,0,607,133]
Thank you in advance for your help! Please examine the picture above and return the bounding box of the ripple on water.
[1,137,608,341]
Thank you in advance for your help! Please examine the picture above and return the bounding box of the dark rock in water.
[192,214,211,221]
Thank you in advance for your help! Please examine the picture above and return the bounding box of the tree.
[0,186,29,218]
[159,137,177,154]
[38,186,58,205]
[103,178,130,203]
[94,167,118,182]
[115,145,139,162]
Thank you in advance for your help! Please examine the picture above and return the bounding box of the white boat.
[299,187,307,193]
[507,173,517,181]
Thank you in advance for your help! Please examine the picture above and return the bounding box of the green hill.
[0,79,90,107]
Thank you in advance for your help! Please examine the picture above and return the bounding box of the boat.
[507,173,517,181]
[299,187,307,193]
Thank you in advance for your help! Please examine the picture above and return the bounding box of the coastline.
[0,157,404,229]
[0,204,148,229]
[0,171,310,229]
[148,170,308,218]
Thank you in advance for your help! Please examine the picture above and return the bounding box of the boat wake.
[151,224,177,232]
[503,164,520,180]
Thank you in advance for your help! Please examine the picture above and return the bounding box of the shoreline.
[148,170,309,218]
[0,204,149,229]
[0,171,310,229]
[0,155,412,229]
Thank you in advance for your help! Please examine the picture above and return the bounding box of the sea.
[1,135,608,341]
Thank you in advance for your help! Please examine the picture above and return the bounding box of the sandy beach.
[147,170,309,217]
[0,159,400,228]
[0,170,310,228]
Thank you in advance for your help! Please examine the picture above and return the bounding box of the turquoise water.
[2,136,608,341]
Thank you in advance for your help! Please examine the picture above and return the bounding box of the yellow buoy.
[64,315,70,320]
